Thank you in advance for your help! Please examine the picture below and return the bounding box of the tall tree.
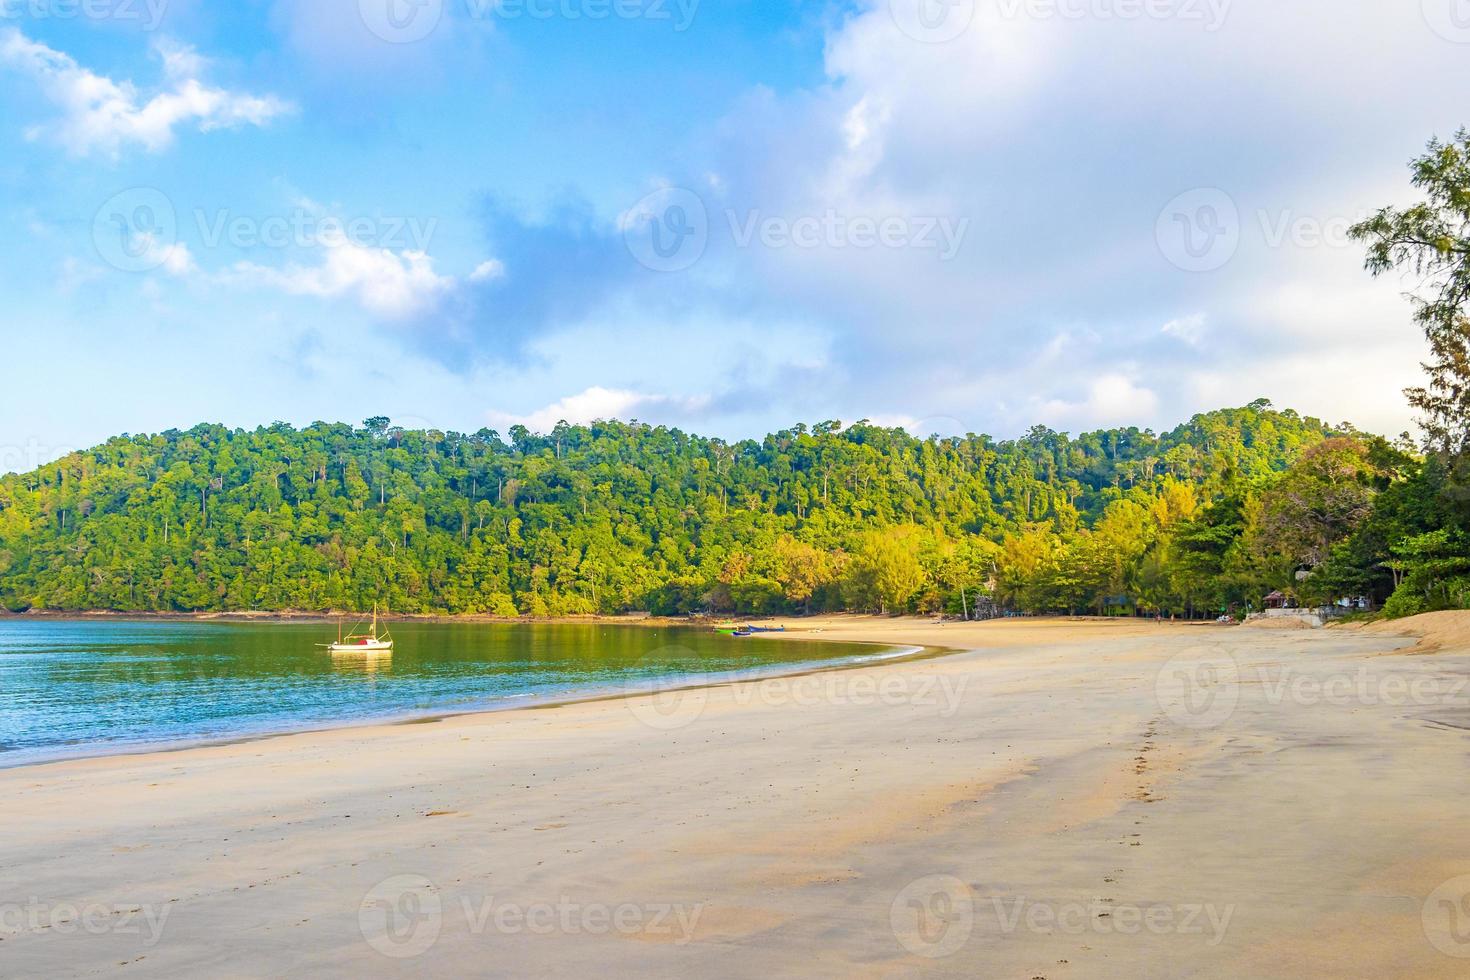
[1350,130,1470,459]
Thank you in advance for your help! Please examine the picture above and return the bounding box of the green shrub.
[1380,586,1426,620]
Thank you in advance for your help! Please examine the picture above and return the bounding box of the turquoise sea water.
[0,620,889,767]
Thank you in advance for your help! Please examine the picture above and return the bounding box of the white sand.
[3,616,1468,978]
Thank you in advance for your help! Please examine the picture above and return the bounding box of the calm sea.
[0,620,893,768]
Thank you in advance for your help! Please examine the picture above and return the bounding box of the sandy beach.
[4,614,1470,978]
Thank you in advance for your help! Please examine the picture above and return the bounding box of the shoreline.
[0,637,939,773]
[0,608,694,625]
[3,613,1444,775]
[0,607,1222,626]
[0,612,1248,773]
[10,611,1442,774]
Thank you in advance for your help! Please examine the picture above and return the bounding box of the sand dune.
[1351,609,1470,655]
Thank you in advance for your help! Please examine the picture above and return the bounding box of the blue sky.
[3,0,1469,470]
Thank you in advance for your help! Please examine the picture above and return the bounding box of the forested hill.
[0,402,1359,616]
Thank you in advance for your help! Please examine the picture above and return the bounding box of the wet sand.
[3,615,1469,978]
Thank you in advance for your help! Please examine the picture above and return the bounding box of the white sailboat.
[321,603,394,654]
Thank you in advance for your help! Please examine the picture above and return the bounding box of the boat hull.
[328,640,394,653]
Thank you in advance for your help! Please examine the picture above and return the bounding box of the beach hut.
[1263,590,1294,610]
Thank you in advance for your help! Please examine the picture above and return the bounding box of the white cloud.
[112,187,457,320]
[1039,374,1160,430]
[0,28,291,157]
[1241,275,1411,347]
[864,412,922,432]
[864,413,970,438]
[487,387,713,433]
[227,242,453,320]
[1162,313,1208,346]
[153,240,196,277]
[56,257,104,294]
[27,0,1453,441]
[268,0,472,89]
[1181,346,1422,437]
[649,0,1467,435]
[469,259,506,283]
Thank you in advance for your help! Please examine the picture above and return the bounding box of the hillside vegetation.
[7,401,1456,618]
